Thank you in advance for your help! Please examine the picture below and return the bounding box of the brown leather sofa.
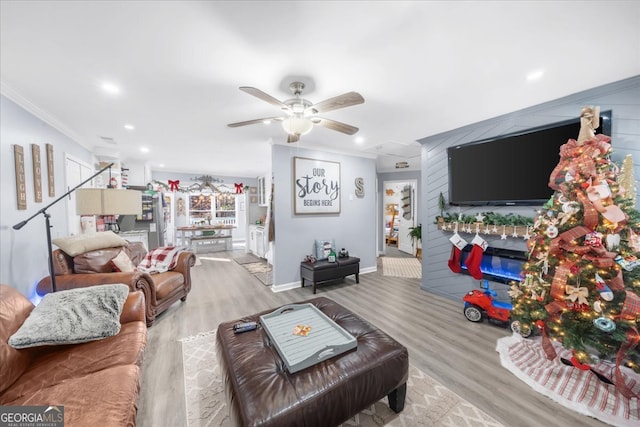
[0,284,147,426]
[36,242,196,326]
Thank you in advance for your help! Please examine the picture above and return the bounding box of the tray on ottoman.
[259,303,357,373]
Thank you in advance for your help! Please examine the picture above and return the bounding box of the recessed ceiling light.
[101,82,121,95]
[355,136,365,144]
[140,147,149,153]
[159,164,165,168]
[526,70,545,81]
[124,124,135,130]
[263,120,271,124]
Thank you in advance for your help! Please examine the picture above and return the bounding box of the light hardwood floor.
[136,249,606,427]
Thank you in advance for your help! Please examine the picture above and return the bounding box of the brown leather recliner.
[36,242,196,326]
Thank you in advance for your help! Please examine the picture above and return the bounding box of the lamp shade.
[76,188,142,215]
[282,117,313,136]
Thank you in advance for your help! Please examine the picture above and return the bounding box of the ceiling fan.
[227,81,364,143]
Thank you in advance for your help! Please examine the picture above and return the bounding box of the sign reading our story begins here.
[294,157,340,214]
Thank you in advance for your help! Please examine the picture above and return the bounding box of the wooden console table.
[176,225,234,253]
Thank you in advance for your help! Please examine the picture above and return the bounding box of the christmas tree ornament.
[593,316,616,332]
[464,234,487,280]
[546,224,558,238]
[576,105,600,144]
[585,231,603,248]
[605,233,620,251]
[595,273,614,301]
[618,154,637,202]
[593,300,603,313]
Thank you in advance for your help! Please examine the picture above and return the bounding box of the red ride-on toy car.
[463,280,531,337]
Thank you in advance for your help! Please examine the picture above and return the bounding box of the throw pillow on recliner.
[314,239,336,261]
[53,231,127,257]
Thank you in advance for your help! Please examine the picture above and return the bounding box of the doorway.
[382,180,417,256]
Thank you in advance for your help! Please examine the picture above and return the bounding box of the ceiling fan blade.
[287,133,300,143]
[308,92,364,114]
[227,117,283,128]
[315,118,359,135]
[239,87,289,110]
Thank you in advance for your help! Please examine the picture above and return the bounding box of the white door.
[397,182,416,254]
[65,155,93,236]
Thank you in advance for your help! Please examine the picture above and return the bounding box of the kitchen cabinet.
[249,224,266,258]
[258,176,267,206]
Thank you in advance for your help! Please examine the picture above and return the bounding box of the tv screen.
[447,111,611,206]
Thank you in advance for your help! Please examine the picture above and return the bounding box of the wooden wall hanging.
[14,145,27,210]
[46,143,55,197]
[31,144,42,202]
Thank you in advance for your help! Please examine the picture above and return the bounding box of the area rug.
[381,257,422,279]
[232,253,262,265]
[180,330,504,427]
[239,261,272,286]
[496,333,640,427]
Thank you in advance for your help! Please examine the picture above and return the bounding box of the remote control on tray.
[233,321,258,334]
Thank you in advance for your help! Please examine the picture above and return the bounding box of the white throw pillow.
[53,231,127,257]
[8,284,129,349]
[111,250,136,272]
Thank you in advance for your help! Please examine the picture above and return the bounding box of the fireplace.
[459,246,526,284]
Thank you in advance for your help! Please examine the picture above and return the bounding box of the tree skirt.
[496,333,640,426]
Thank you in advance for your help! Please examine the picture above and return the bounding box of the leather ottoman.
[300,256,360,294]
[216,297,408,427]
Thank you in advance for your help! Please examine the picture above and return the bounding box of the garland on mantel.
[438,212,535,226]
[437,212,535,240]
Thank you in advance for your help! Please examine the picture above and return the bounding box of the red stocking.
[465,243,485,280]
[448,246,462,273]
[448,233,467,274]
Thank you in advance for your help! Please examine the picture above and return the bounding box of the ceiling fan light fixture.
[282,117,313,136]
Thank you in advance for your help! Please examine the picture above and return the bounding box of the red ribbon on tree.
[168,180,180,191]
[613,327,639,399]
[575,191,599,230]
[548,135,612,191]
[535,320,558,361]
[234,183,244,194]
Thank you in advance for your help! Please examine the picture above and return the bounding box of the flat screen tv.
[447,111,611,206]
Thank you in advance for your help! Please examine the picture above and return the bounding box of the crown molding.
[1,80,91,150]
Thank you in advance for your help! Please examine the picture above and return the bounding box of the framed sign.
[46,143,55,197]
[14,145,27,210]
[32,144,43,202]
[293,157,340,214]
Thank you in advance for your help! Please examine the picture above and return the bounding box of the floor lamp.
[12,162,142,292]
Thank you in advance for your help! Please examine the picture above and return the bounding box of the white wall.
[1,96,93,298]
[271,144,377,291]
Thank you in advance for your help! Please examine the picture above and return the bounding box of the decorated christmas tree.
[510,107,640,384]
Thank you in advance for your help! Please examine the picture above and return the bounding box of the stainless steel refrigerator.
[128,186,165,250]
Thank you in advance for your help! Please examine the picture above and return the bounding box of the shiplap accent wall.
[418,76,640,302]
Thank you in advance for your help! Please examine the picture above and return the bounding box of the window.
[188,193,236,226]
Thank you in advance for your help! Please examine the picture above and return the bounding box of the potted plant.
[408,224,422,259]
